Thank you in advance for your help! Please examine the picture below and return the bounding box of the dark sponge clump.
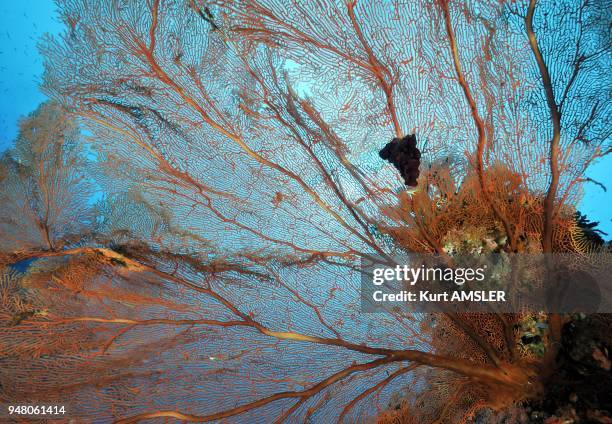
[379,134,421,187]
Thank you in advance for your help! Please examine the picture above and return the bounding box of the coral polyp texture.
[0,0,610,423]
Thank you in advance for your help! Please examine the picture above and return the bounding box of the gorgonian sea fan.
[0,0,609,422]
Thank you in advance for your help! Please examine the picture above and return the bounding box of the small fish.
[396,185,419,195]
